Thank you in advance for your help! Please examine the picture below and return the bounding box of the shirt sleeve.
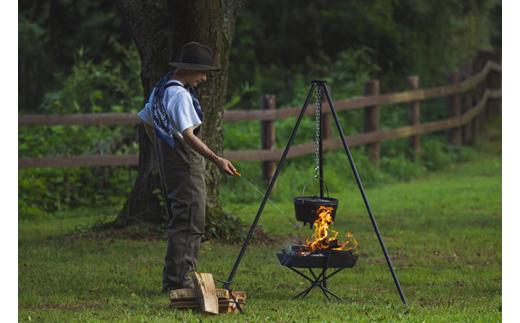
[168,90,202,134]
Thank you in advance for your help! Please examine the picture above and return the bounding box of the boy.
[137,42,237,293]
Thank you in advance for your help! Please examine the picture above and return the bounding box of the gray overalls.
[147,79,207,292]
[156,128,206,291]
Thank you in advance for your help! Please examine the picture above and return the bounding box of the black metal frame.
[222,81,408,310]
[288,266,345,301]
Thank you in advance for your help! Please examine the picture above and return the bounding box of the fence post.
[448,71,462,145]
[477,87,487,130]
[462,91,474,145]
[408,76,420,159]
[261,94,276,182]
[471,102,479,143]
[364,80,380,165]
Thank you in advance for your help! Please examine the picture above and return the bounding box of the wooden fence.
[19,60,501,180]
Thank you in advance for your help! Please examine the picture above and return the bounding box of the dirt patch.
[61,221,285,246]
[62,222,167,242]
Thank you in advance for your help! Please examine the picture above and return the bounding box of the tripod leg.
[223,83,317,291]
[321,84,408,306]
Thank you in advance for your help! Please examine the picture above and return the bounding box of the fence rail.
[19,60,501,175]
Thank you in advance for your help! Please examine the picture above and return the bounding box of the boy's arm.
[182,126,237,176]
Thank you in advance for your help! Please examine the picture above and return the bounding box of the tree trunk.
[113,0,245,236]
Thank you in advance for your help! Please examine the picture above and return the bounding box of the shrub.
[420,139,454,171]
[380,155,425,182]
[19,45,142,215]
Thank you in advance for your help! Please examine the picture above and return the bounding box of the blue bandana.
[151,72,204,148]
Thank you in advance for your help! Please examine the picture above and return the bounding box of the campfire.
[305,206,358,253]
[277,204,359,269]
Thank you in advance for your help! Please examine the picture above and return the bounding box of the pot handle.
[301,176,330,197]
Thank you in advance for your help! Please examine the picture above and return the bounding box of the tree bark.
[113,0,245,233]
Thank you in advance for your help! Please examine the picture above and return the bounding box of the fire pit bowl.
[293,196,339,225]
[277,246,358,269]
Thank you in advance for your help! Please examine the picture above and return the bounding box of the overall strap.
[151,72,176,148]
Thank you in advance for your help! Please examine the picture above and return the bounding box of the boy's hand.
[215,157,238,176]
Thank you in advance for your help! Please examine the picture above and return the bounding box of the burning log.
[305,206,358,253]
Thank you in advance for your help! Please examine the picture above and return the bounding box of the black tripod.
[222,81,408,310]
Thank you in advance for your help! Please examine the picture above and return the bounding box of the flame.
[305,206,358,253]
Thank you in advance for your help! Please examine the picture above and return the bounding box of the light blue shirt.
[137,80,202,139]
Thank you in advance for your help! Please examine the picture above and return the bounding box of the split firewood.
[170,288,231,301]
[169,274,246,314]
[192,272,219,315]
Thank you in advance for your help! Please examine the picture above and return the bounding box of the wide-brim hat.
[169,42,221,71]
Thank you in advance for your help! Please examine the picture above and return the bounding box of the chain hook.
[314,85,322,179]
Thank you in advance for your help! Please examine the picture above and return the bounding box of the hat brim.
[169,62,221,71]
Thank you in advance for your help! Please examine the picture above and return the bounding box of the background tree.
[112,0,245,239]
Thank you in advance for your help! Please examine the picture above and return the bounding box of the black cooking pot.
[293,195,339,225]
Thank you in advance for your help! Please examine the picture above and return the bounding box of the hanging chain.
[314,85,322,179]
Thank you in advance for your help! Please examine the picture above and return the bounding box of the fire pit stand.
[222,80,408,311]
[288,267,344,301]
[277,248,359,300]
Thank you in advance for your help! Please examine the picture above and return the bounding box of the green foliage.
[20,44,142,157]
[229,0,501,103]
[19,167,134,217]
[19,46,142,216]
[223,121,261,150]
[18,204,48,221]
[40,45,142,115]
[421,140,453,171]
[18,1,134,112]
[324,48,380,98]
[226,46,378,112]
[380,155,425,182]
[419,138,477,171]
[18,16,54,112]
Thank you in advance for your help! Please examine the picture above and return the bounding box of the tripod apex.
[311,80,328,85]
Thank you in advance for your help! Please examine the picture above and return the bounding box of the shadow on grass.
[60,219,284,246]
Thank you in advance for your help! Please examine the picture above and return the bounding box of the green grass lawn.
[19,134,501,322]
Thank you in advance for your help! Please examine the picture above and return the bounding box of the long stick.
[223,83,316,290]
[320,83,408,306]
[153,130,174,220]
